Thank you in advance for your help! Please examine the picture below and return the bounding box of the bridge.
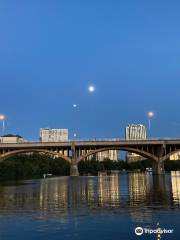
[0,139,180,176]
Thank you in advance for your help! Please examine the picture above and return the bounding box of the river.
[0,172,179,239]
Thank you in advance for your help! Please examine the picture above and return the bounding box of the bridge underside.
[0,149,71,163]
[75,146,166,175]
[0,141,180,176]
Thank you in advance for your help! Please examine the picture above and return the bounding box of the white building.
[97,150,118,161]
[170,152,180,160]
[84,149,118,161]
[125,124,147,163]
[125,124,147,140]
[40,128,68,142]
[0,134,26,143]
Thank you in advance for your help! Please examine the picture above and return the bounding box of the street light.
[147,111,154,137]
[0,114,5,136]
[88,85,95,93]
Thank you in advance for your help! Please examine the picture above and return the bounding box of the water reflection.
[127,173,152,223]
[171,171,180,205]
[40,176,69,211]
[0,173,179,219]
[98,174,120,206]
[148,175,170,206]
[128,173,151,205]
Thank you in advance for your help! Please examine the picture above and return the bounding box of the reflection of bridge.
[0,173,178,215]
[0,139,180,175]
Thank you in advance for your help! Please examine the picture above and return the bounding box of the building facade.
[83,150,118,161]
[0,134,26,143]
[97,150,118,161]
[170,152,180,160]
[125,124,147,163]
[125,124,147,140]
[40,128,68,142]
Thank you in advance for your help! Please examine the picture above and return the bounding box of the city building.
[96,150,118,161]
[40,128,68,142]
[125,124,147,140]
[82,150,118,161]
[0,134,26,143]
[125,124,147,163]
[170,152,180,160]
[83,149,118,161]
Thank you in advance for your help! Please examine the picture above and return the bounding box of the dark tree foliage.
[127,159,152,171]
[164,160,180,171]
[0,153,70,181]
[0,154,179,181]
[78,159,128,175]
[78,159,180,175]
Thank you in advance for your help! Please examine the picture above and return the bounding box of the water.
[0,172,179,240]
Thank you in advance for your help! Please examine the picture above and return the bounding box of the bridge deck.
[0,139,180,149]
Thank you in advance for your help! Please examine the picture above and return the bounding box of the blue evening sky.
[0,0,180,140]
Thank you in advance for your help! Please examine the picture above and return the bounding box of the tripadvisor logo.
[135,227,143,236]
[134,224,174,236]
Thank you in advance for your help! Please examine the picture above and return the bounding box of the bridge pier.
[152,160,164,175]
[70,142,79,176]
[70,163,79,176]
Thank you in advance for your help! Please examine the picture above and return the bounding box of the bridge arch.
[0,149,71,163]
[77,147,158,163]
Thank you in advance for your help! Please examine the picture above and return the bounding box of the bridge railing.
[68,138,123,142]
[0,138,179,145]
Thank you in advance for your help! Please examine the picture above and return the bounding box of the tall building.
[125,124,147,140]
[170,152,180,160]
[84,150,118,161]
[40,128,68,142]
[125,124,147,163]
[97,150,118,161]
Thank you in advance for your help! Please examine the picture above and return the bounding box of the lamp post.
[0,114,5,136]
[73,104,78,139]
[147,111,154,138]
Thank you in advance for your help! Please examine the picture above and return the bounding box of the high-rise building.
[170,152,180,160]
[125,124,147,140]
[97,150,118,161]
[125,124,147,163]
[85,150,118,161]
[40,128,68,142]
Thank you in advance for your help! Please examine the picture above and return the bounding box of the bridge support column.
[70,163,79,176]
[70,142,79,176]
[152,160,164,175]
[152,174,165,192]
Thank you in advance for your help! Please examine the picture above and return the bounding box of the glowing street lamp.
[0,114,5,136]
[88,85,95,93]
[147,111,154,137]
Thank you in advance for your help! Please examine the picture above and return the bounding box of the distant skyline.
[1,0,180,140]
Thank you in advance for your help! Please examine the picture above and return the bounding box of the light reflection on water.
[0,172,180,239]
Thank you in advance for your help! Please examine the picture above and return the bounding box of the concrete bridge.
[0,139,180,176]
